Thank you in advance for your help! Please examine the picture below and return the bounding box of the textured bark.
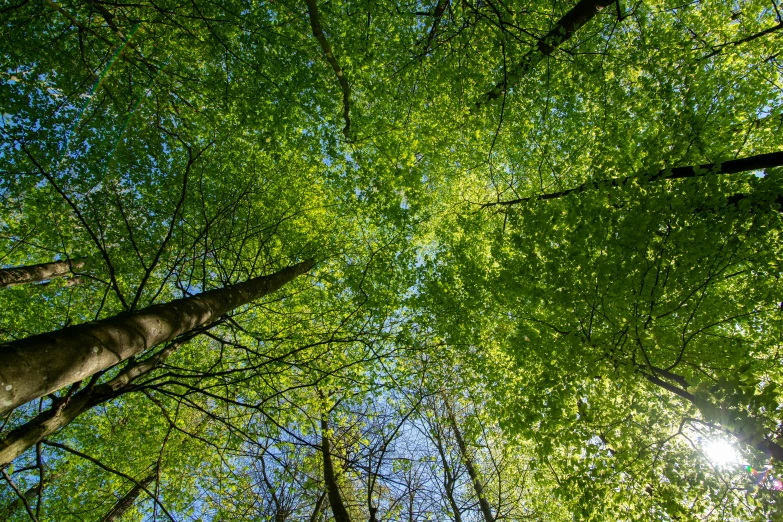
[0,259,314,414]
[641,371,783,462]
[304,0,351,139]
[483,151,783,207]
[444,401,494,522]
[0,259,84,288]
[320,416,352,522]
[476,0,610,108]
[0,337,188,468]
[100,473,156,522]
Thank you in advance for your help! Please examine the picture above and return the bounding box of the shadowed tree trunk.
[0,258,85,288]
[321,415,352,522]
[444,400,494,522]
[304,0,351,139]
[0,481,39,519]
[100,473,156,522]
[482,151,783,207]
[0,335,195,467]
[308,491,326,522]
[476,0,611,108]
[0,259,314,414]
[430,420,464,522]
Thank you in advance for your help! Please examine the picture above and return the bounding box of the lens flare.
[703,439,740,467]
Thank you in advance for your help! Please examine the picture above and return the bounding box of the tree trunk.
[0,259,314,414]
[100,473,156,522]
[476,0,611,108]
[304,0,351,139]
[0,336,188,468]
[308,491,326,522]
[444,400,494,522]
[431,422,463,522]
[483,151,783,207]
[320,416,352,522]
[0,258,85,288]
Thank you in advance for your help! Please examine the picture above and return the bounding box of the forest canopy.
[1,0,782,520]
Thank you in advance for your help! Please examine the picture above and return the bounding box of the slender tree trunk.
[99,473,156,522]
[0,259,314,414]
[0,336,189,468]
[0,259,85,288]
[444,400,494,522]
[641,370,783,461]
[483,151,783,207]
[320,416,352,522]
[304,0,351,139]
[424,0,449,52]
[431,423,463,522]
[476,0,611,108]
[308,491,326,522]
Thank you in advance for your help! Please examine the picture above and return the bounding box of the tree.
[3,0,783,519]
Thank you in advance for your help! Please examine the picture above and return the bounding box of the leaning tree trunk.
[476,0,611,108]
[0,259,314,414]
[100,473,156,522]
[483,151,783,207]
[0,336,191,468]
[0,258,85,288]
[444,400,494,522]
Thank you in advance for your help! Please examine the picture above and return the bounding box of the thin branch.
[1,469,38,522]
[40,440,177,522]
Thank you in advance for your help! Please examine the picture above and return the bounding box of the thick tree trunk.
[0,259,314,414]
[483,151,783,207]
[0,258,85,288]
[320,416,352,522]
[100,473,156,522]
[476,0,611,108]
[0,337,187,468]
[444,401,494,522]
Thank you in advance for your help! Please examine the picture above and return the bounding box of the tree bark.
[476,0,611,108]
[0,336,189,468]
[304,0,351,139]
[444,400,494,522]
[483,151,783,207]
[99,473,156,522]
[0,259,85,288]
[320,416,352,522]
[0,259,314,414]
